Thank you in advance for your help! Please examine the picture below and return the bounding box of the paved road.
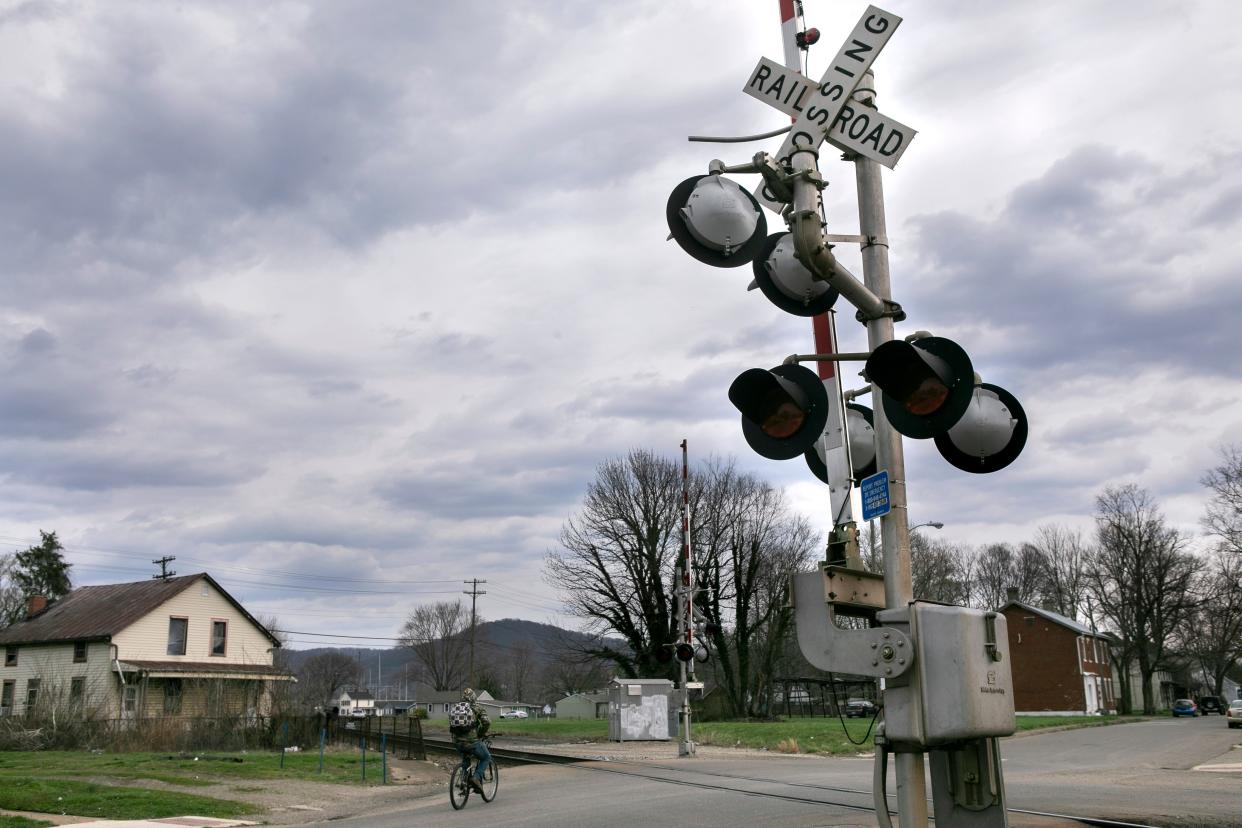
[319,716,1241,827]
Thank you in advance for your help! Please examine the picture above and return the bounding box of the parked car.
[844,699,878,718]
[1227,700,1242,729]
[1196,695,1225,715]
[1171,698,1198,717]
[498,710,529,719]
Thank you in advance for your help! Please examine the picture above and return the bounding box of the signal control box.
[879,602,1016,748]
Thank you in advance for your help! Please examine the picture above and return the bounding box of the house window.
[1024,616,1035,627]
[122,685,137,715]
[74,641,88,663]
[167,617,188,656]
[25,678,40,710]
[164,679,183,714]
[4,645,15,667]
[70,677,85,704]
[210,620,227,657]
[1,680,13,715]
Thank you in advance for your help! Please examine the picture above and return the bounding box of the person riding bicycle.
[449,687,492,793]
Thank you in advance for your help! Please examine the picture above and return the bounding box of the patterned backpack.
[449,701,477,731]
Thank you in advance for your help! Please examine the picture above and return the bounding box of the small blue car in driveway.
[1171,698,1198,717]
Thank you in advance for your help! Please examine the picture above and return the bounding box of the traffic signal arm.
[786,147,893,322]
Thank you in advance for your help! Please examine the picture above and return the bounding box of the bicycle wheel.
[479,762,499,802]
[449,764,471,810]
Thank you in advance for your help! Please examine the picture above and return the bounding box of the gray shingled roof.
[0,573,280,647]
[1002,600,1103,637]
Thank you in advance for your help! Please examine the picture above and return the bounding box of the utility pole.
[151,556,176,580]
[463,579,487,687]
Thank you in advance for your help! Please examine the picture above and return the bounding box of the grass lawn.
[0,749,384,820]
[0,817,55,828]
[432,713,1145,756]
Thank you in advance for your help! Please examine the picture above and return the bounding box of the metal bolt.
[870,642,878,649]
[885,668,892,676]
[898,658,905,665]
[882,632,891,639]
[880,645,895,661]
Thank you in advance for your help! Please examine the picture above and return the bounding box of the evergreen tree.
[14,530,73,603]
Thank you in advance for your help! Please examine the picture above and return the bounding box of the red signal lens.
[904,378,950,416]
[760,394,806,439]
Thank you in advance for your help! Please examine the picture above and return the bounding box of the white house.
[336,687,376,716]
[0,573,294,720]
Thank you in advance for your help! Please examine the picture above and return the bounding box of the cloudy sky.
[2,0,1239,650]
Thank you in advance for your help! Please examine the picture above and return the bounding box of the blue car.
[1171,698,1198,717]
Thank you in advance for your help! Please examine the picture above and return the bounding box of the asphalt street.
[321,716,1241,827]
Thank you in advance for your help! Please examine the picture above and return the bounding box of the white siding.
[0,641,118,716]
[111,579,275,666]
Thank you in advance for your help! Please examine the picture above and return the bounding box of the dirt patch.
[192,757,450,824]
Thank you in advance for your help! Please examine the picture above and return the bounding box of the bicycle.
[449,734,498,810]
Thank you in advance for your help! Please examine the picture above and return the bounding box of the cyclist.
[450,687,492,793]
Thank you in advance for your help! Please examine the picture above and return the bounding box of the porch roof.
[117,659,296,681]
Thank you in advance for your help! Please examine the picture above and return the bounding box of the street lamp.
[910,522,944,533]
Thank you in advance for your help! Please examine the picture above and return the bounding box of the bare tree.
[910,535,974,605]
[1202,444,1242,554]
[692,460,817,718]
[973,543,1046,609]
[506,641,537,702]
[1026,524,1090,620]
[1177,549,1242,697]
[1086,485,1199,714]
[400,600,471,691]
[544,449,683,677]
[540,652,611,699]
[298,651,362,709]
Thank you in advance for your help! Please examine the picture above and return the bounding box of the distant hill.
[281,617,625,694]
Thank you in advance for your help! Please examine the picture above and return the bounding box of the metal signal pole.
[852,70,928,827]
[677,438,696,757]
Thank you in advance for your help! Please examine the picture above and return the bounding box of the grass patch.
[0,777,256,820]
[0,817,56,828]
[0,748,389,819]
[435,713,1144,756]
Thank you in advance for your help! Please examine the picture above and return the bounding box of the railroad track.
[421,737,1154,827]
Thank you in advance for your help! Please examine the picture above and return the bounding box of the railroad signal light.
[675,642,696,663]
[750,232,839,316]
[728,363,829,460]
[805,401,877,484]
[666,174,768,267]
[934,382,1028,473]
[865,336,975,439]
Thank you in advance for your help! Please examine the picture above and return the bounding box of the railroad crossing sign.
[747,5,914,213]
[744,56,916,168]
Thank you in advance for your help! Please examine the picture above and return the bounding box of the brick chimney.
[25,595,48,619]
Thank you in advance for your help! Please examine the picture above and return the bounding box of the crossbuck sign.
[747,5,916,213]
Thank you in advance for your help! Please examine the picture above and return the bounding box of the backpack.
[448,701,477,731]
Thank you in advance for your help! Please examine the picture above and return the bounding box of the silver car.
[1227,700,1242,729]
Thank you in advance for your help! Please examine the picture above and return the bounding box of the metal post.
[360,735,366,782]
[853,69,927,828]
[381,734,387,785]
[318,727,325,774]
[678,438,696,757]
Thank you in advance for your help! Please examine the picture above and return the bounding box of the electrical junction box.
[879,602,1016,748]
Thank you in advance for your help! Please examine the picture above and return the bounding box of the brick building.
[1000,592,1116,715]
